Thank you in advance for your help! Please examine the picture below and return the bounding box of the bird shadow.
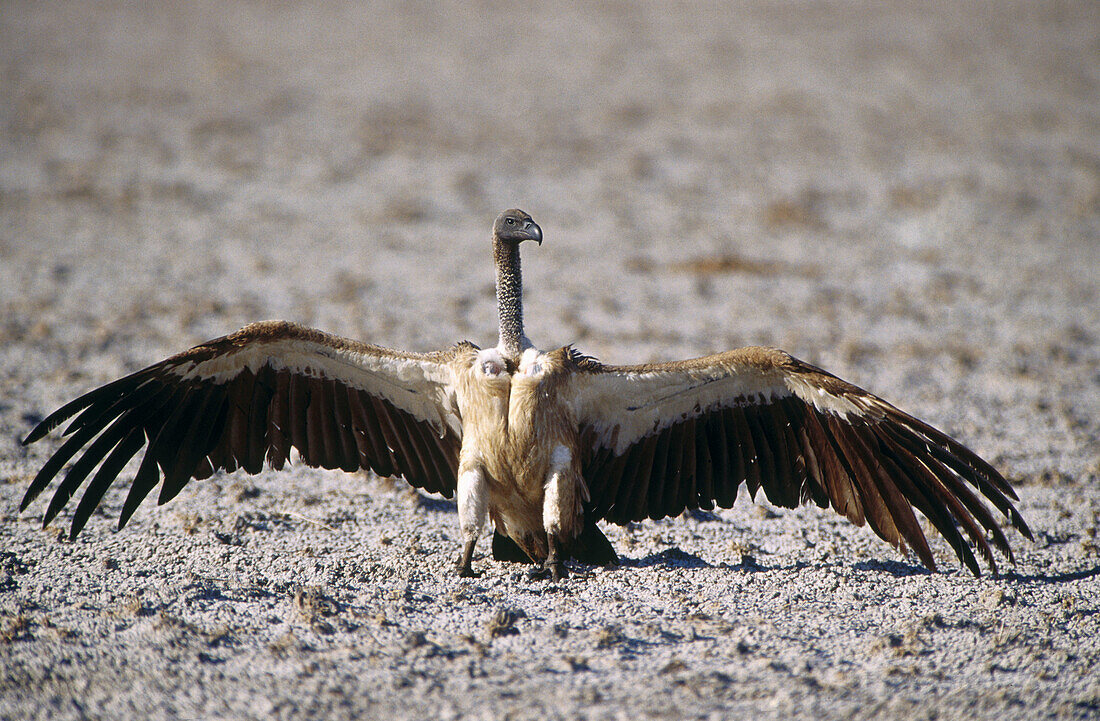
[1001,564,1100,584]
[620,547,712,570]
[852,559,934,578]
[622,552,816,574]
[413,495,457,514]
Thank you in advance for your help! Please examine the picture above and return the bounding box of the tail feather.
[490,518,619,566]
[569,518,619,565]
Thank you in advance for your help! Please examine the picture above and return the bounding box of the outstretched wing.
[21,321,466,538]
[569,347,1032,575]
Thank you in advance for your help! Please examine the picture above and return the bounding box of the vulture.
[20,209,1031,580]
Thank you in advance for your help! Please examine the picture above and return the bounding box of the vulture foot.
[456,563,481,579]
[530,533,568,580]
[456,540,480,578]
[527,562,568,581]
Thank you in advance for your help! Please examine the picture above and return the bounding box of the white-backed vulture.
[20,209,1032,580]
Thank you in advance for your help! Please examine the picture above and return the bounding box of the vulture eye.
[506,218,515,225]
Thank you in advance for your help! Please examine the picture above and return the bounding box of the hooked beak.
[524,220,542,245]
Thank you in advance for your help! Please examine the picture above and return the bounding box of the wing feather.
[586,442,627,520]
[753,405,789,504]
[287,372,312,463]
[624,434,659,523]
[304,376,329,468]
[732,407,764,499]
[802,408,863,524]
[832,415,934,569]
[648,424,674,520]
[328,377,360,473]
[680,417,703,511]
[22,321,465,537]
[348,387,394,477]
[869,426,982,574]
[381,400,431,488]
[226,367,258,472]
[822,413,906,553]
[704,411,730,508]
[570,345,1029,575]
[265,368,292,471]
[709,411,738,508]
[71,427,146,538]
[44,414,133,527]
[201,386,233,476]
[157,390,215,504]
[244,365,277,474]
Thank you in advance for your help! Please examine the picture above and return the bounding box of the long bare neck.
[494,237,530,359]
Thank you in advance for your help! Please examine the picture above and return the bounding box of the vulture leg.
[531,449,585,580]
[546,532,567,580]
[455,462,488,578]
[456,537,480,578]
[529,532,568,581]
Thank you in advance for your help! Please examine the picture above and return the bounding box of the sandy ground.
[2,1,1099,719]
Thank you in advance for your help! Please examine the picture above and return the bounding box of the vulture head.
[494,208,542,245]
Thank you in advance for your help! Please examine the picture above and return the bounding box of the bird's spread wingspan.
[18,208,1034,580]
[21,320,467,538]
[568,347,1032,575]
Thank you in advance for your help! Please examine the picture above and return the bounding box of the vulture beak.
[524,220,543,245]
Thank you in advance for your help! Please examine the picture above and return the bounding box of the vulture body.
[20,209,1031,579]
